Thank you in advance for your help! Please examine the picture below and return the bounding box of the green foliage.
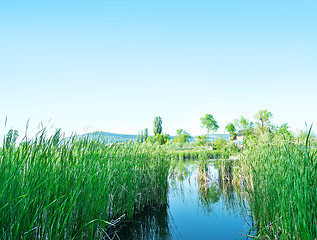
[238,137,317,239]
[4,129,19,148]
[234,116,253,132]
[140,130,144,142]
[212,138,227,150]
[254,109,273,133]
[154,133,170,145]
[168,149,222,161]
[52,128,61,146]
[200,114,219,147]
[144,128,148,141]
[296,129,316,144]
[0,131,169,239]
[136,128,149,143]
[234,116,255,145]
[273,123,294,142]
[154,116,162,136]
[174,129,191,144]
[146,136,155,144]
[200,114,219,134]
[218,160,235,182]
[258,131,273,144]
[196,134,208,146]
[225,123,236,140]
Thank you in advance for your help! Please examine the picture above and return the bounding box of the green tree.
[154,133,170,145]
[234,116,255,144]
[136,132,140,143]
[154,116,162,136]
[212,138,225,150]
[234,116,253,132]
[196,134,208,146]
[174,129,192,144]
[146,136,155,144]
[254,109,273,134]
[275,123,293,140]
[225,123,236,140]
[200,114,219,144]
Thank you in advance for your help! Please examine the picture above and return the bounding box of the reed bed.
[218,160,235,183]
[239,136,317,239]
[0,130,169,239]
[167,149,222,161]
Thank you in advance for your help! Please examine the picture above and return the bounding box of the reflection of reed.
[107,204,172,239]
[218,179,249,215]
[197,162,251,221]
[197,165,221,213]
[218,160,234,182]
[169,159,190,182]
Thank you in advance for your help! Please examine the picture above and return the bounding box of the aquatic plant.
[167,149,222,162]
[0,129,169,239]
[238,130,317,239]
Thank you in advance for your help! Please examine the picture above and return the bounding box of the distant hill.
[78,131,230,143]
[81,131,137,143]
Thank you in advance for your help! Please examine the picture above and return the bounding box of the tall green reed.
[167,149,222,162]
[238,132,317,239]
[0,130,169,239]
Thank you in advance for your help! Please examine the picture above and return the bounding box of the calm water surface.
[114,161,253,240]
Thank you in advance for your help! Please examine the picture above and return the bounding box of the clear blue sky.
[1,0,316,140]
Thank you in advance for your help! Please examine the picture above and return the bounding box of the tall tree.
[225,122,236,140]
[154,116,162,136]
[200,114,219,144]
[234,116,255,144]
[254,110,273,134]
[234,116,252,132]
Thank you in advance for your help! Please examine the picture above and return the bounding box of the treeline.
[136,110,315,151]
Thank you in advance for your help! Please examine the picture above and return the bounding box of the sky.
[0,0,316,141]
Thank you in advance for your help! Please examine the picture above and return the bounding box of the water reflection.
[197,166,221,213]
[112,205,173,240]
[114,161,252,240]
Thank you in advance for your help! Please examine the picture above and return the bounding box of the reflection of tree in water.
[108,204,172,240]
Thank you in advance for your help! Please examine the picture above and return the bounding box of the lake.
[110,161,254,240]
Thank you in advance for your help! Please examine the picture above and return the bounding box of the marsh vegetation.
[0,130,169,239]
[1,111,316,239]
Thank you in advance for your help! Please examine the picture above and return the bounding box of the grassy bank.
[0,131,169,239]
[239,137,317,239]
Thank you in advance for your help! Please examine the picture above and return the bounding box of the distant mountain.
[78,131,230,143]
[81,131,137,143]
